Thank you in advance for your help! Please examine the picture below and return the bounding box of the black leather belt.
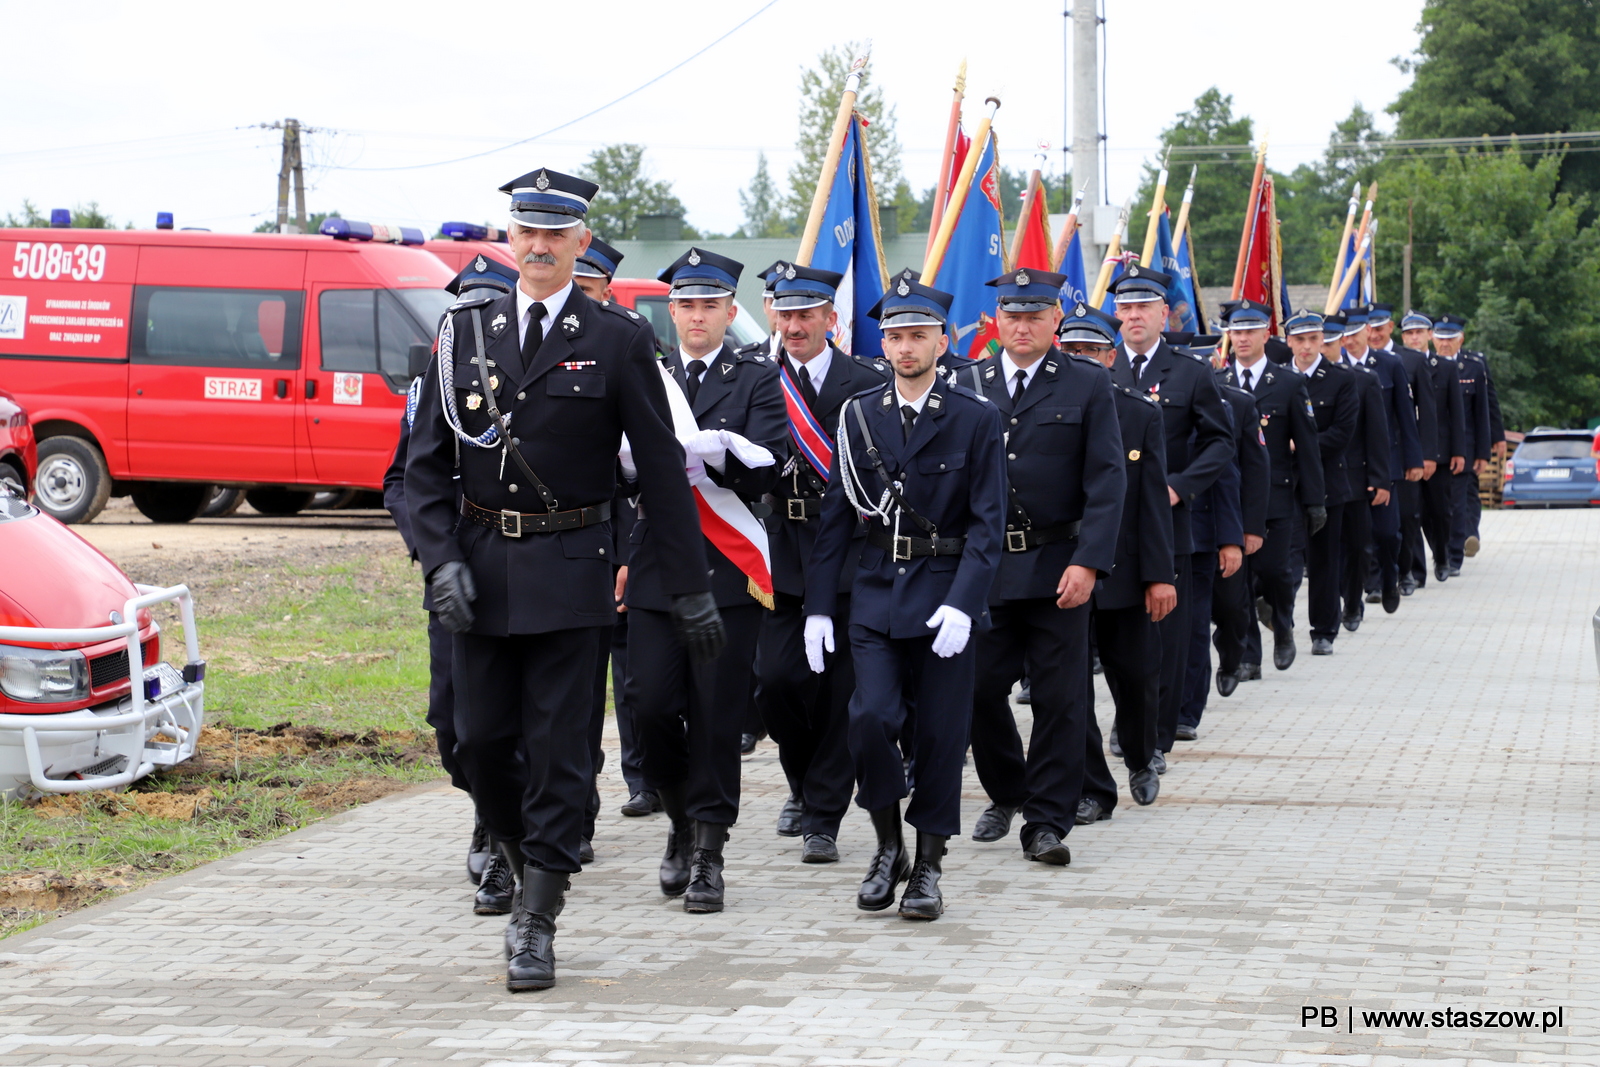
[462,498,610,538]
[868,525,966,561]
[782,496,822,521]
[1003,520,1081,553]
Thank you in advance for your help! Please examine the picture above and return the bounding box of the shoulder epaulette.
[598,300,646,324]
[1066,353,1102,367]
[448,292,497,313]
[1118,385,1157,404]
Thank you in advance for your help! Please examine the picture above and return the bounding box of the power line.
[330,0,783,173]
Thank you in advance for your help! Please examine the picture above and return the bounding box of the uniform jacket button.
[517,391,526,400]
[1010,417,1018,425]
[1008,453,1017,460]
[509,484,519,492]
[897,567,906,574]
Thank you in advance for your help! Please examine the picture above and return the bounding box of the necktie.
[686,359,707,405]
[1131,353,1148,382]
[521,301,546,365]
[1011,369,1028,405]
[796,361,819,411]
[901,404,918,443]
[1243,368,1256,393]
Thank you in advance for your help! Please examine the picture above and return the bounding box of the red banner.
[1238,175,1283,333]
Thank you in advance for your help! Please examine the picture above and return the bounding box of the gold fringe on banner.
[748,576,775,610]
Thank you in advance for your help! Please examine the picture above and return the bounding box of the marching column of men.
[391,164,1506,994]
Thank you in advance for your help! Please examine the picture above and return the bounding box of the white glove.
[925,605,972,659]
[683,429,729,469]
[617,434,637,480]
[720,430,776,469]
[804,615,835,674]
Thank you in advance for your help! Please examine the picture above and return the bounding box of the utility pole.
[265,118,309,233]
[1402,198,1414,312]
[1069,1,1102,276]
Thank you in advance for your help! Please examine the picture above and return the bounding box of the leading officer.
[804,279,1006,921]
[406,168,725,992]
[965,276,1125,866]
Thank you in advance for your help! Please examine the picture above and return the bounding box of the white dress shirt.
[679,347,717,381]
[1236,359,1267,391]
[1000,351,1040,394]
[515,281,572,349]
[788,346,833,389]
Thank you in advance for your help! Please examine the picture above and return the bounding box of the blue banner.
[1058,229,1089,307]
[1156,211,1200,333]
[808,115,889,356]
[936,131,1006,355]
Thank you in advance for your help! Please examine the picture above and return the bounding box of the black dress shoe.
[1273,633,1296,670]
[1255,596,1272,627]
[1216,669,1239,697]
[898,832,946,921]
[684,823,728,913]
[578,838,594,865]
[1435,562,1449,582]
[1382,585,1400,614]
[1023,829,1071,865]
[1399,575,1417,596]
[1342,610,1361,632]
[1364,591,1381,604]
[971,803,1018,842]
[1239,662,1262,681]
[1447,564,1462,577]
[1311,636,1334,655]
[474,849,517,915]
[859,804,909,911]
[739,733,758,755]
[1464,534,1480,557]
[506,867,566,992]
[776,793,804,837]
[1129,767,1159,805]
[1109,728,1123,757]
[1175,723,1198,742]
[1075,796,1111,824]
[1150,751,1168,775]
[467,818,492,885]
[620,790,660,817]
[1015,681,1032,705]
[656,786,694,896]
[1092,652,1103,675]
[802,833,839,863]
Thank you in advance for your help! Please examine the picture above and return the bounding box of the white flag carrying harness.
[619,363,777,608]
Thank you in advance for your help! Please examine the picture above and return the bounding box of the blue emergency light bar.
[439,221,508,242]
[319,218,426,246]
[156,212,174,230]
[50,209,70,227]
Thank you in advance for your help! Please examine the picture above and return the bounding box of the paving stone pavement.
[2,509,1597,1067]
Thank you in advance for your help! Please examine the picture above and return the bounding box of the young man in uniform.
[752,265,890,858]
[1368,303,1437,595]
[406,168,724,992]
[623,248,787,913]
[1205,333,1269,699]
[1433,314,1492,577]
[804,280,1006,920]
[1402,311,1467,584]
[962,274,1125,864]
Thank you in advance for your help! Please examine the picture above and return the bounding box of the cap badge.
[784,265,797,280]
[897,280,910,297]
[1129,266,1140,277]
[474,255,487,272]
[535,171,550,191]
[466,393,483,410]
[1016,270,1030,287]
[687,249,701,266]
[1074,302,1087,317]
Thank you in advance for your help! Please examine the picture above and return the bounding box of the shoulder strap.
[848,397,938,538]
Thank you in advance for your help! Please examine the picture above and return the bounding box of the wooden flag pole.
[1049,184,1086,270]
[1008,144,1050,267]
[925,59,968,259]
[1328,231,1372,311]
[1088,196,1133,305]
[1170,165,1197,246]
[924,95,1001,283]
[1327,181,1377,312]
[1138,150,1170,267]
[1325,181,1360,311]
[796,45,871,267]
[1229,138,1269,299]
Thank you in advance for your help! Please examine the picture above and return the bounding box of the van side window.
[320,289,438,384]
[132,287,303,368]
[632,295,678,354]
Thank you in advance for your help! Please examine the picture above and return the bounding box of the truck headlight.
[0,644,90,703]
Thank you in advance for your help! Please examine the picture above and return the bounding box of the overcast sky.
[2,0,1424,237]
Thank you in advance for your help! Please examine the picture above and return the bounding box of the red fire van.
[0,228,453,523]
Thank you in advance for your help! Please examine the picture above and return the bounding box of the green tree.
[254,210,340,235]
[1276,105,1391,285]
[1,200,48,227]
[785,43,903,229]
[737,151,788,238]
[1389,0,1600,195]
[577,144,695,241]
[1374,145,1600,427]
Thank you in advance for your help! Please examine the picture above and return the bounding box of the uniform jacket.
[1111,340,1234,555]
[1465,350,1506,446]
[626,342,788,611]
[1450,354,1493,461]
[1357,347,1424,475]
[971,349,1125,601]
[1422,350,1468,462]
[1300,359,1360,506]
[383,407,417,559]
[405,284,708,635]
[1094,386,1174,611]
[805,377,1006,636]
[1390,344,1441,465]
[1219,361,1324,518]
[1217,380,1269,539]
[762,344,890,597]
[1343,361,1394,498]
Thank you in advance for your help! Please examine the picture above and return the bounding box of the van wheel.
[0,460,25,500]
[34,437,112,524]
[131,483,213,523]
[202,487,245,518]
[246,488,314,516]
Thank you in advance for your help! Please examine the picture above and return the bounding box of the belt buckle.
[892,535,913,561]
[1005,530,1029,553]
[787,498,808,521]
[500,509,523,538]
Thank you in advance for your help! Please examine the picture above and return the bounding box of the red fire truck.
[0,227,454,523]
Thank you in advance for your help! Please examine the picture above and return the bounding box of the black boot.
[656,785,695,897]
[857,804,909,911]
[684,822,728,913]
[473,842,517,915]
[506,866,567,992]
[898,831,947,921]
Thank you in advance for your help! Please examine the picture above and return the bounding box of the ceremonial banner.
[1238,174,1284,333]
[936,130,1006,358]
[1174,227,1207,329]
[1058,229,1090,306]
[1155,208,1200,332]
[808,114,890,357]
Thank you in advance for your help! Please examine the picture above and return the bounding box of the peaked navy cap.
[868,276,953,330]
[659,247,743,298]
[573,236,624,279]
[446,253,519,297]
[499,168,597,229]
[1109,263,1173,303]
[1058,300,1121,345]
[986,267,1069,312]
[771,263,843,310]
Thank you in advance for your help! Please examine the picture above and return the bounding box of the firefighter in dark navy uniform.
[1401,311,1467,584]
[751,264,889,856]
[803,278,1007,921]
[405,168,724,993]
[959,274,1126,867]
[622,247,787,914]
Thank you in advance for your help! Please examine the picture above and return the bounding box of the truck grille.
[90,649,129,689]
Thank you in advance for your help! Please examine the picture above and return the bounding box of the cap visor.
[772,293,831,310]
[1058,327,1114,344]
[1221,321,1270,332]
[879,312,946,329]
[669,283,734,299]
[510,211,584,229]
[573,264,609,278]
[1112,292,1163,304]
[999,298,1059,313]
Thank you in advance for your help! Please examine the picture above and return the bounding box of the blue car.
[1502,428,1600,508]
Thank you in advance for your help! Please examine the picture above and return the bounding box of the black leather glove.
[1305,506,1327,537]
[429,560,477,633]
[670,591,726,664]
